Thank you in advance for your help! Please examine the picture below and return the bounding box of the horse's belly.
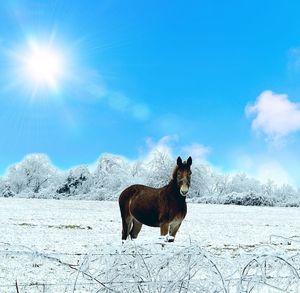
[131,207,160,227]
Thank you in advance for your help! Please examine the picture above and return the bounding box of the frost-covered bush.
[74,242,228,293]
[56,166,92,197]
[272,184,300,207]
[221,192,275,206]
[0,179,15,198]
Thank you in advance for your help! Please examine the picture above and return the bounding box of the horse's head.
[174,156,192,196]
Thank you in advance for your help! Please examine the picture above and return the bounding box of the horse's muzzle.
[180,188,189,196]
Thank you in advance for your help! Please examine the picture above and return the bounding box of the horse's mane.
[172,165,179,180]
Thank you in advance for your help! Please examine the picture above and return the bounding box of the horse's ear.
[187,156,192,166]
[177,156,183,166]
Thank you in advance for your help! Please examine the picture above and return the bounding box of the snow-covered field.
[1,198,300,292]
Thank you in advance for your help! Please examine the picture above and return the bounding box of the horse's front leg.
[160,222,169,236]
[168,220,182,242]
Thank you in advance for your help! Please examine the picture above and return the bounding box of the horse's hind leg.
[129,219,142,239]
[121,216,133,240]
[119,201,132,240]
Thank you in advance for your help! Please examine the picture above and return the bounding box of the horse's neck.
[164,180,185,202]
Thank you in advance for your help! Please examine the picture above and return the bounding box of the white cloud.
[144,135,178,160]
[234,153,295,186]
[256,161,294,186]
[181,143,211,161]
[246,90,300,141]
[140,136,212,165]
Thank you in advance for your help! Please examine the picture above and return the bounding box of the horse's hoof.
[166,235,175,242]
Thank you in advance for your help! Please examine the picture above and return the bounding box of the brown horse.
[119,156,192,242]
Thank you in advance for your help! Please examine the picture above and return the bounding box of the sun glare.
[17,40,66,93]
[25,46,62,88]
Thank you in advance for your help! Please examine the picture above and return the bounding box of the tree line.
[0,152,299,206]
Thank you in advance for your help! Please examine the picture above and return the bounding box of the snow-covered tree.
[273,184,299,206]
[91,154,132,200]
[0,151,299,206]
[261,179,276,198]
[6,154,58,196]
[189,164,227,200]
[56,166,92,197]
[143,150,173,188]
[228,173,261,194]
[0,178,15,197]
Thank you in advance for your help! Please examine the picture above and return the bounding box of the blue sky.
[1,0,300,186]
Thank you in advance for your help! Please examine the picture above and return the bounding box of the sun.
[16,40,66,94]
[24,45,63,89]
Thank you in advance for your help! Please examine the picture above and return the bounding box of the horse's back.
[119,184,159,201]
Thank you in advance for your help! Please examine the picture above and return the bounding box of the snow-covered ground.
[1,198,300,292]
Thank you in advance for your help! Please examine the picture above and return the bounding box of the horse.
[119,156,192,242]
